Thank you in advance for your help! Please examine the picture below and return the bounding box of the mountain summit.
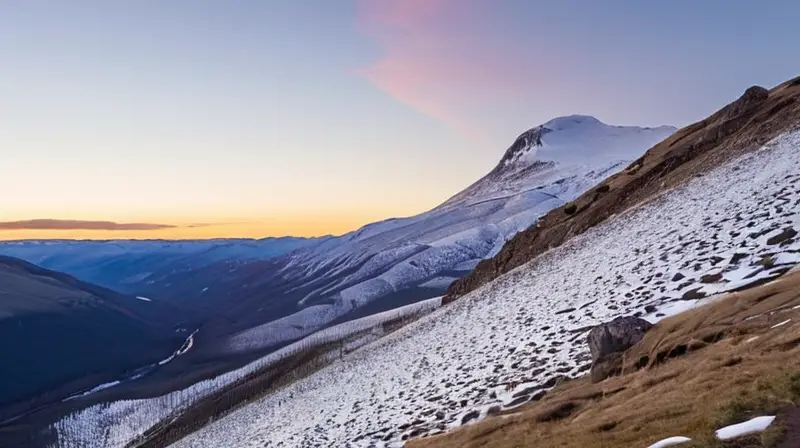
[440,115,676,209]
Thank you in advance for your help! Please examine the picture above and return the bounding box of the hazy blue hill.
[0,256,182,418]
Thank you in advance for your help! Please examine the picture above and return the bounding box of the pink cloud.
[357,0,449,30]
[355,0,561,140]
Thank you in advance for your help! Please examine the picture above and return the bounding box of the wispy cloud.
[0,219,176,231]
[355,0,559,140]
[185,222,250,228]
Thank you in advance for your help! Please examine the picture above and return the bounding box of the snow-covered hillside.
[222,116,675,352]
[156,129,800,447]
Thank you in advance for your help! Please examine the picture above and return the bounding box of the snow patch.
[771,319,791,329]
[648,436,692,448]
[715,416,775,440]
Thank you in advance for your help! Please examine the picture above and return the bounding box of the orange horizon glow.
[0,211,418,241]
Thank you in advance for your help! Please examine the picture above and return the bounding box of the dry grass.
[410,270,800,448]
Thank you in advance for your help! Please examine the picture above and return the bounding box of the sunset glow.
[2,1,798,240]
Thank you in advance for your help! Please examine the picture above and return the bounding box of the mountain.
[439,115,675,209]
[0,256,184,421]
[0,237,319,294]
[136,116,674,356]
[446,80,800,303]
[153,79,800,447]
[41,78,800,447]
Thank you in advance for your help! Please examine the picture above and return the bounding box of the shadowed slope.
[0,256,182,420]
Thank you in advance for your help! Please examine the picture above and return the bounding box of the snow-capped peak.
[440,115,676,209]
[542,114,603,130]
[498,115,609,169]
[500,115,675,169]
[497,126,552,168]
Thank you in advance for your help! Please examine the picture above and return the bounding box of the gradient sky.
[2,0,799,239]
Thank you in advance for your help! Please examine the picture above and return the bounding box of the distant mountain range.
[0,237,318,293]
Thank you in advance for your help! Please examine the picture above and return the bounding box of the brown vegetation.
[411,269,800,448]
[445,77,800,304]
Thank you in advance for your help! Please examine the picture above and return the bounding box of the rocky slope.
[446,77,800,303]
[412,268,800,448]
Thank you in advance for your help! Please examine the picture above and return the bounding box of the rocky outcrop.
[444,77,800,304]
[588,316,654,361]
[587,316,654,383]
[493,126,551,170]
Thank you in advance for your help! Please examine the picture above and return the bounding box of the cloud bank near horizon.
[0,219,176,231]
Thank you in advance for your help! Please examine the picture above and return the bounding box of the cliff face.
[445,77,800,304]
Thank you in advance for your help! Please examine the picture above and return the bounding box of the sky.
[1,0,798,240]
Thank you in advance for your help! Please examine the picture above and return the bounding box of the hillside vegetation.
[413,269,800,448]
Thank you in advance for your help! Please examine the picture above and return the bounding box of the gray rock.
[767,227,797,245]
[460,410,480,425]
[587,316,653,383]
[587,316,654,362]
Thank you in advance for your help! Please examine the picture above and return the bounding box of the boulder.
[460,410,480,425]
[767,227,797,245]
[587,316,653,383]
[587,316,654,362]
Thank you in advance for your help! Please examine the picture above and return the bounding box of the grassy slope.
[411,269,800,448]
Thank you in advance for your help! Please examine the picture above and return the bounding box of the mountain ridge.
[438,115,676,210]
[173,114,674,356]
[445,78,800,304]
